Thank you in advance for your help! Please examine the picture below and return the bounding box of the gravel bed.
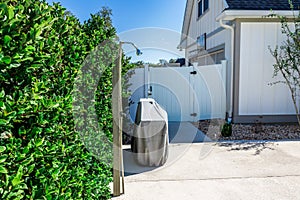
[193,119,300,141]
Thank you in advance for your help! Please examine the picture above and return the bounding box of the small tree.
[269,2,300,125]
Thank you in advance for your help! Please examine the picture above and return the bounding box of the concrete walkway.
[112,123,300,200]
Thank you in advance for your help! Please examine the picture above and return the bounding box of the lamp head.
[136,49,142,56]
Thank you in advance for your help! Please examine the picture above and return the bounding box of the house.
[179,0,300,123]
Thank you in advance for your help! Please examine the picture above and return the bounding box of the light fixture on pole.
[120,41,143,56]
[112,41,142,197]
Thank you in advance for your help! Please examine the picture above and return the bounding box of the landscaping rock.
[194,119,300,141]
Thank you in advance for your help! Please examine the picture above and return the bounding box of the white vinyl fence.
[127,61,227,122]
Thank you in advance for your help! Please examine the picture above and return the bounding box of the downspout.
[219,19,234,123]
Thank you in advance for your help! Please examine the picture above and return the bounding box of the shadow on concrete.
[123,147,160,176]
[216,141,276,155]
[168,122,211,143]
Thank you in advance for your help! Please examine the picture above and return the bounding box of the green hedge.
[0,0,127,199]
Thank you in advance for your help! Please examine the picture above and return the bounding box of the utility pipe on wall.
[219,19,234,122]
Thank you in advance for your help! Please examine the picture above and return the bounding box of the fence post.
[221,60,228,119]
[144,64,149,98]
[221,60,227,85]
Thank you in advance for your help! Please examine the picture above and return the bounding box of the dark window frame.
[197,33,206,50]
[204,0,209,12]
[197,0,209,19]
[198,0,203,18]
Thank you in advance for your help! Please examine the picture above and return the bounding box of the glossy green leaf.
[7,6,14,19]
[35,138,44,147]
[18,5,24,13]
[2,56,11,64]
[0,165,8,173]
[8,63,21,68]
[12,166,23,186]
[27,164,35,174]
[0,101,5,110]
[0,90,4,98]
[21,157,33,166]
[12,176,21,186]
[25,45,35,52]
[0,3,7,11]
[0,119,8,125]
[4,35,12,44]
[0,146,6,153]
[20,57,33,62]
[0,155,8,163]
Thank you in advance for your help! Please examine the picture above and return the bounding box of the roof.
[225,0,300,10]
[179,0,300,47]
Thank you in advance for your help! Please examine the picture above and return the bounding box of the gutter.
[218,18,234,122]
[216,10,299,21]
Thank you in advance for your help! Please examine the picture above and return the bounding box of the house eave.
[179,0,195,49]
[216,10,299,21]
[178,37,187,50]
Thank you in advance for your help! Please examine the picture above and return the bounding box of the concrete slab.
[113,176,300,200]
[112,141,300,200]
[123,122,210,176]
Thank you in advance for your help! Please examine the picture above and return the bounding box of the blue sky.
[46,0,186,63]
[46,0,186,33]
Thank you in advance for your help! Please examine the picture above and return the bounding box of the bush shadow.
[216,141,276,155]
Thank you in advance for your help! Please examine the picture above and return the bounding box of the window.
[198,0,203,18]
[190,50,225,66]
[204,0,209,12]
[197,33,206,50]
[197,0,209,18]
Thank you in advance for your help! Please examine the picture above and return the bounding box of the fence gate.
[128,61,227,122]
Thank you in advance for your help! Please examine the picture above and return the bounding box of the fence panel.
[127,62,226,122]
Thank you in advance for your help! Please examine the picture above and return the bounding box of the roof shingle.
[226,0,300,10]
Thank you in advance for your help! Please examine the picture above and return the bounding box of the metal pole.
[113,42,123,197]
